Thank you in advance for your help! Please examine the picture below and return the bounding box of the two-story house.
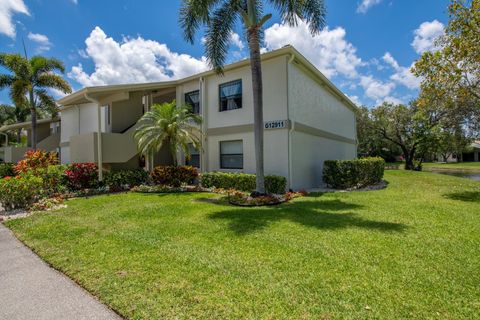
[57,45,357,190]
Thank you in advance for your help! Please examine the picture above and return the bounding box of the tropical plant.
[0,103,30,143]
[0,53,72,149]
[134,101,202,166]
[179,0,327,193]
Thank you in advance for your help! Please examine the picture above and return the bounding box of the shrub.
[0,163,14,178]
[200,172,287,194]
[0,174,44,210]
[104,169,150,191]
[65,163,98,190]
[323,157,385,189]
[151,165,198,187]
[35,165,68,196]
[14,150,59,174]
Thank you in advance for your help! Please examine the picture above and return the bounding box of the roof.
[0,117,60,132]
[472,141,480,149]
[58,45,358,111]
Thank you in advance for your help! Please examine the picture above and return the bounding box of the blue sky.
[0,0,449,107]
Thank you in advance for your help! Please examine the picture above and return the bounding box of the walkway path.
[0,223,122,320]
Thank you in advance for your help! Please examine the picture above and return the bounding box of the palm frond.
[31,56,66,75]
[180,0,219,43]
[268,0,326,34]
[36,74,72,94]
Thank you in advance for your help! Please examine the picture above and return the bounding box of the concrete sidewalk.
[0,224,122,320]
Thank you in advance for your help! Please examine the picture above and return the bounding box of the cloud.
[383,96,403,105]
[27,32,52,52]
[357,0,382,14]
[70,0,78,4]
[360,75,395,103]
[0,0,29,38]
[68,27,209,87]
[229,32,244,50]
[411,20,444,54]
[264,20,363,78]
[382,52,420,89]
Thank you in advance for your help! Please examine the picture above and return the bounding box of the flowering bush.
[14,150,59,174]
[35,165,68,195]
[0,174,44,210]
[151,165,198,187]
[30,196,65,212]
[65,163,98,190]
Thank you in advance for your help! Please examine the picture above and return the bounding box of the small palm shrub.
[65,163,98,190]
[323,157,385,189]
[14,150,59,174]
[151,165,198,187]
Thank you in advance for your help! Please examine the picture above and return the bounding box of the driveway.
[0,223,122,320]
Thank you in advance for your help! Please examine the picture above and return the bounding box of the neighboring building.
[57,46,357,190]
[0,118,61,163]
[462,141,480,162]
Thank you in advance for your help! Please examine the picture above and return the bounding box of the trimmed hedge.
[151,165,198,187]
[323,157,385,189]
[0,163,14,178]
[104,169,150,191]
[200,172,287,194]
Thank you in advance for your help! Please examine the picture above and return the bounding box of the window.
[185,90,200,114]
[186,143,200,168]
[219,80,242,111]
[220,140,243,169]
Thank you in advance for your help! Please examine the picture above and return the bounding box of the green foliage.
[14,150,59,174]
[151,165,198,187]
[0,174,44,210]
[134,101,202,165]
[200,172,287,194]
[104,169,150,191]
[65,163,98,190]
[323,157,385,189]
[0,163,14,178]
[35,165,68,195]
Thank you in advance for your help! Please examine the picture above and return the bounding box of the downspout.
[199,76,207,172]
[287,53,295,190]
[84,94,103,181]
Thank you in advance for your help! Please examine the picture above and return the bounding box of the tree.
[134,101,203,166]
[0,54,71,150]
[413,0,480,111]
[179,0,326,194]
[0,103,30,144]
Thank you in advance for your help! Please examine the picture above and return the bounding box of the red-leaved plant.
[65,163,98,190]
[14,150,59,174]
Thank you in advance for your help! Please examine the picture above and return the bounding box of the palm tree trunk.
[29,90,37,150]
[247,27,265,194]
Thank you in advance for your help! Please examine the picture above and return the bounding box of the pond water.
[428,169,480,182]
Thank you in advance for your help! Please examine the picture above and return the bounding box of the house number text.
[264,120,288,130]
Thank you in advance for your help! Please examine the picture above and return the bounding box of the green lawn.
[423,161,480,171]
[5,171,480,319]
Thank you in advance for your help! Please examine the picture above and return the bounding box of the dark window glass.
[185,90,200,114]
[219,80,242,111]
[186,143,200,168]
[220,140,243,169]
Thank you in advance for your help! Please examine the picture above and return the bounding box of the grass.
[422,161,480,171]
[5,171,480,319]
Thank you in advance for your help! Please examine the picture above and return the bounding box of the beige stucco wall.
[0,146,29,163]
[111,91,144,133]
[61,103,98,143]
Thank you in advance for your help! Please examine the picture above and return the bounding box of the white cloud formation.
[382,52,420,89]
[27,32,52,52]
[411,20,444,54]
[383,96,403,105]
[229,32,244,50]
[360,75,395,103]
[264,20,363,78]
[0,0,29,38]
[357,0,382,14]
[68,27,209,87]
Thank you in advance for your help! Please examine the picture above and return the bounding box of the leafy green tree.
[0,54,71,149]
[179,0,326,193]
[134,101,202,166]
[0,103,30,144]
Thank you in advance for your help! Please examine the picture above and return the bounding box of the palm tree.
[134,100,203,166]
[180,0,326,194]
[0,103,30,143]
[0,54,72,149]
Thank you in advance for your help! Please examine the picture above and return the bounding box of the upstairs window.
[220,140,243,169]
[219,80,242,111]
[186,143,200,168]
[185,90,200,114]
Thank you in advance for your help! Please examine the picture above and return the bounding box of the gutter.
[287,53,295,190]
[84,93,103,181]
